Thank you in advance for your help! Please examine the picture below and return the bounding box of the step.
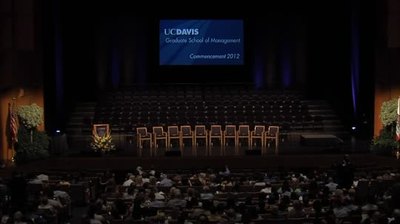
[323,125,347,131]
[308,109,335,114]
[70,112,95,117]
[76,102,97,107]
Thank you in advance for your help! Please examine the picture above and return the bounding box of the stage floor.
[7,152,399,175]
[1,139,395,177]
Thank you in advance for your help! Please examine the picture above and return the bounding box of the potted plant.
[15,103,49,164]
[371,98,400,155]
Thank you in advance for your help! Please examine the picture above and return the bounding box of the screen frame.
[159,19,245,66]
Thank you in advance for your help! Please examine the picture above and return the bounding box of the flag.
[397,97,400,142]
[9,102,18,144]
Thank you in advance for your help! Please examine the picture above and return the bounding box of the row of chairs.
[136,125,279,156]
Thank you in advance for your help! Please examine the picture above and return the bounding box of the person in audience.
[200,186,214,201]
[12,211,27,224]
[136,166,143,175]
[7,164,400,224]
[207,204,227,223]
[110,197,128,220]
[87,204,106,224]
[361,196,379,222]
[185,187,198,208]
[122,174,135,187]
[28,174,49,184]
[37,196,56,218]
[288,200,307,218]
[335,154,355,189]
[277,180,293,194]
[148,192,165,208]
[158,174,173,187]
[389,209,400,224]
[100,171,116,193]
[325,177,339,192]
[333,200,352,222]
[122,185,136,200]
[166,188,186,208]
[197,213,209,223]
[219,165,230,176]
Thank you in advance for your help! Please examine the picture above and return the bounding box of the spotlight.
[55,129,61,133]
[351,126,356,131]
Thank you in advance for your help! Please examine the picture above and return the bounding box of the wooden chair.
[251,125,265,148]
[265,125,279,154]
[136,127,152,156]
[209,125,223,154]
[237,125,250,147]
[167,126,180,149]
[194,125,208,148]
[224,125,238,155]
[180,125,194,154]
[152,126,167,155]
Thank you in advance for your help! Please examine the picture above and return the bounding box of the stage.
[1,137,394,177]
[8,151,399,175]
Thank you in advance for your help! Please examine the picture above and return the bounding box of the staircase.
[304,100,349,139]
[65,102,97,151]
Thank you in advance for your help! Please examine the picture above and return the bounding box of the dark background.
[4,0,399,161]
[39,0,373,137]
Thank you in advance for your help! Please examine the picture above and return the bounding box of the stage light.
[351,126,356,131]
[56,129,61,133]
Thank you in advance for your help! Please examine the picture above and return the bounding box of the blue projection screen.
[160,20,243,65]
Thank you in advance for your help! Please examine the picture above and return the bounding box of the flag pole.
[397,97,400,159]
[10,97,17,165]
[7,102,10,166]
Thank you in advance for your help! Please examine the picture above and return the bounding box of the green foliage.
[372,97,400,155]
[14,125,49,164]
[17,103,44,129]
[380,99,398,127]
[371,126,399,155]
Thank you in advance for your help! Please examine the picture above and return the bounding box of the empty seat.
[194,125,208,148]
[152,126,167,154]
[224,125,238,155]
[209,125,223,152]
[180,125,194,151]
[251,125,265,148]
[136,127,152,156]
[265,125,280,154]
[167,126,180,149]
[237,125,250,147]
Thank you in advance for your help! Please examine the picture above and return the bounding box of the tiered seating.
[93,84,312,135]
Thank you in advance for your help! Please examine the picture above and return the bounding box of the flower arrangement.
[14,103,49,164]
[380,98,398,127]
[90,133,116,152]
[371,98,400,155]
[17,103,44,129]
